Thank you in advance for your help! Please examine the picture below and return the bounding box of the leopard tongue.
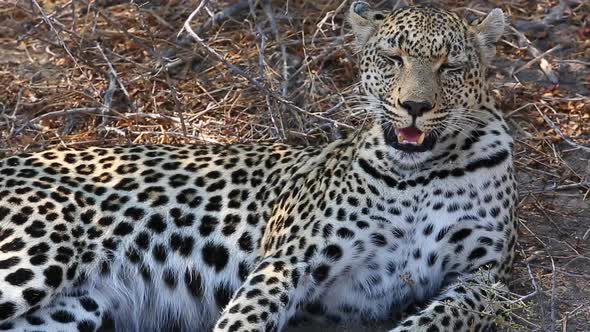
[395,127,426,145]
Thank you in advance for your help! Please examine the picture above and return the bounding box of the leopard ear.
[474,8,505,63]
[349,1,388,47]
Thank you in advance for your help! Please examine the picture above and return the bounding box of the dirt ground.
[1,0,589,331]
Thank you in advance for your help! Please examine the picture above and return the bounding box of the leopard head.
[349,2,504,164]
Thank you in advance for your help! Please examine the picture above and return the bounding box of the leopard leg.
[390,271,505,332]
[0,290,108,332]
[214,258,311,332]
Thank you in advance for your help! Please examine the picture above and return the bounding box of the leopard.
[0,2,517,332]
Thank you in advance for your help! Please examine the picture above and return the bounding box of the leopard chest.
[308,175,513,321]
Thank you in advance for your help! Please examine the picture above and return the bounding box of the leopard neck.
[351,103,513,182]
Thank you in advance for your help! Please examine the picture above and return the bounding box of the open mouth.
[383,124,437,153]
[395,127,426,145]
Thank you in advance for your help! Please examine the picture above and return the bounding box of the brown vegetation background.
[0,0,589,331]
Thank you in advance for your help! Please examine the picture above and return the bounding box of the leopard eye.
[439,63,463,73]
[383,54,403,66]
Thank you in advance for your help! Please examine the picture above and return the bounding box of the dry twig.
[178,1,353,129]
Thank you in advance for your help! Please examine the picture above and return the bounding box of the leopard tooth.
[397,134,405,143]
[417,133,426,145]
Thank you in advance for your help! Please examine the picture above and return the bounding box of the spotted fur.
[0,3,516,332]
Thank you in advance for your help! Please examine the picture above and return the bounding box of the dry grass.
[1,0,589,331]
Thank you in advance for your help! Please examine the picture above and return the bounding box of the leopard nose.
[400,100,433,117]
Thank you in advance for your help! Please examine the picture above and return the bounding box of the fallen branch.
[178,1,353,129]
[196,0,249,35]
[27,107,106,124]
[262,0,289,99]
[248,0,285,139]
[532,181,590,193]
[17,0,73,42]
[513,44,562,76]
[534,104,590,152]
[103,127,222,144]
[24,108,183,127]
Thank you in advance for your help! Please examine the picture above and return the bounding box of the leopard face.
[349,3,504,167]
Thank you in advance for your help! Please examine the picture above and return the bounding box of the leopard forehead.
[376,6,470,59]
